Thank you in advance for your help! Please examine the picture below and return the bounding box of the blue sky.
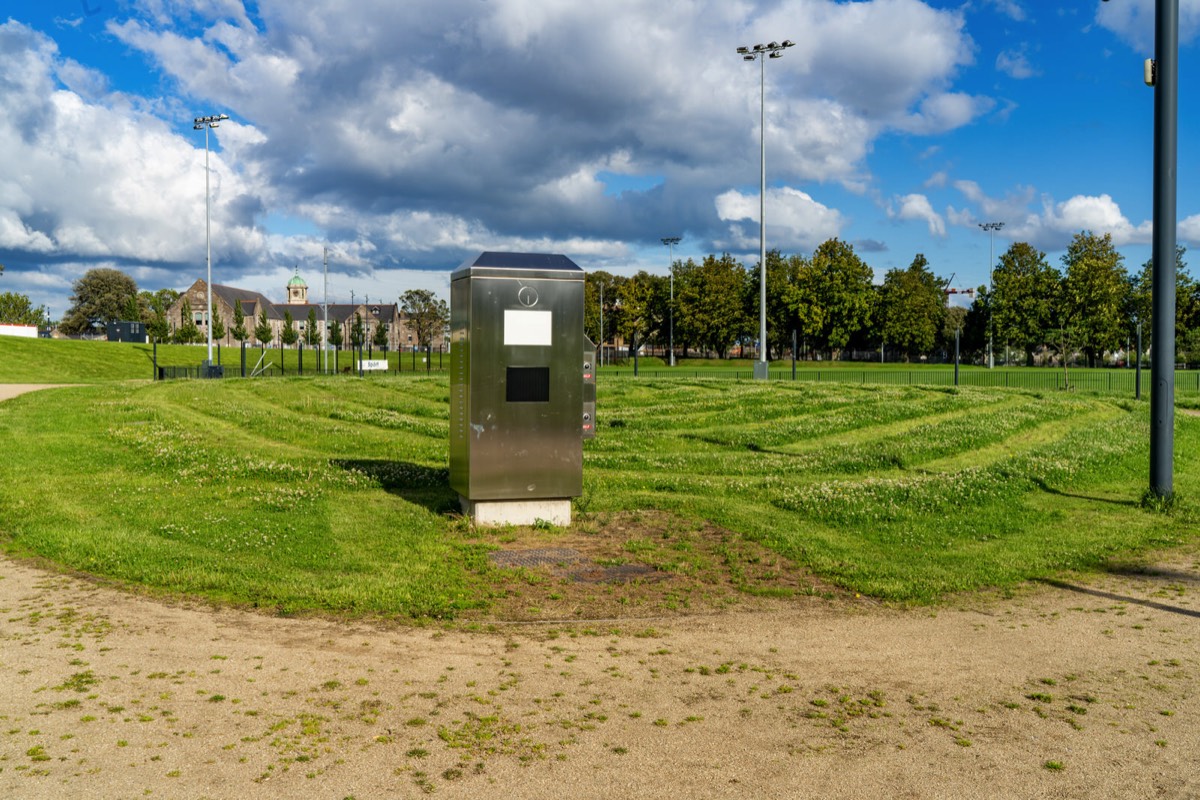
[1,0,1198,319]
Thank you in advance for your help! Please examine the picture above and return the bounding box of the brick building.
[167,272,444,351]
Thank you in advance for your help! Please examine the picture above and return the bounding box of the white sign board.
[504,310,552,346]
[0,324,38,338]
[359,359,388,371]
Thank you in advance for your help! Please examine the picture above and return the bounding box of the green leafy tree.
[991,242,1061,365]
[767,250,807,359]
[616,271,660,357]
[173,298,202,344]
[400,289,450,348]
[139,290,173,343]
[123,294,143,323]
[254,307,273,345]
[349,312,365,349]
[281,310,299,346]
[674,254,750,359]
[584,271,620,349]
[231,299,248,342]
[878,254,946,360]
[1129,246,1191,353]
[1060,231,1130,367]
[211,305,226,341]
[0,292,49,326]
[305,308,322,347]
[59,268,140,335]
[372,317,389,350]
[328,317,343,349]
[786,238,876,358]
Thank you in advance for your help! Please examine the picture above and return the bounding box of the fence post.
[153,340,158,380]
[240,341,246,378]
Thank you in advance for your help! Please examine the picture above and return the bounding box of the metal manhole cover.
[567,563,668,584]
[488,548,585,569]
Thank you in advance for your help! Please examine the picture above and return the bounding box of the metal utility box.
[450,252,591,525]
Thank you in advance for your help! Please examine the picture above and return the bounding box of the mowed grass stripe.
[918,406,1125,475]
[2,378,1196,611]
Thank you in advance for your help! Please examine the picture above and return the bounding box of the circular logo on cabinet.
[517,285,539,307]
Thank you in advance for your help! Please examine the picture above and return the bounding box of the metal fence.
[597,366,1200,396]
[152,342,448,380]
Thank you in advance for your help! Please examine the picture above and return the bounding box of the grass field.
[0,335,443,381]
[0,368,1195,617]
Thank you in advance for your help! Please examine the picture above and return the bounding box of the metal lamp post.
[978,221,1004,369]
[194,113,229,371]
[1102,0,1177,499]
[662,236,680,366]
[737,39,794,380]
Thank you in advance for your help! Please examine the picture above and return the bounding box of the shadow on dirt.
[1038,578,1200,619]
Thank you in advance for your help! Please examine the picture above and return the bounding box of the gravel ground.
[2,549,1198,799]
[2,383,1198,799]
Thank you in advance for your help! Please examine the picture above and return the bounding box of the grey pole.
[737,40,794,380]
[662,236,680,366]
[1136,316,1143,401]
[1105,0,1177,500]
[954,327,960,386]
[978,221,1004,369]
[193,113,228,370]
[1150,0,1177,499]
[599,282,604,368]
[323,246,329,375]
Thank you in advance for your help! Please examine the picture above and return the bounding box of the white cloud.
[890,193,946,238]
[898,92,996,135]
[1095,0,1200,52]
[1031,194,1152,246]
[714,187,843,251]
[996,48,1039,79]
[1181,214,1200,246]
[0,2,995,313]
[988,0,1028,22]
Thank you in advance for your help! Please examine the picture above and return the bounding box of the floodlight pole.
[978,221,1004,369]
[194,113,229,369]
[323,246,329,374]
[737,39,794,380]
[662,236,680,366]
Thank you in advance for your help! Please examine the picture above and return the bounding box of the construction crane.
[941,273,976,306]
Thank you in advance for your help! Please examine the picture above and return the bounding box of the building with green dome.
[286,270,309,304]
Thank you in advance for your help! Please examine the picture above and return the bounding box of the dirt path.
[2,384,1198,798]
[1,549,1198,799]
[0,384,80,401]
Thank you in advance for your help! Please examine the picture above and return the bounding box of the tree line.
[589,231,1195,367]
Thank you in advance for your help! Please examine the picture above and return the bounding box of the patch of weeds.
[1044,760,1065,772]
[54,671,99,693]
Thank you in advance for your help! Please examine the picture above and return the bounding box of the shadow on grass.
[1037,578,1200,619]
[331,459,458,515]
[1105,564,1200,585]
[1031,477,1139,508]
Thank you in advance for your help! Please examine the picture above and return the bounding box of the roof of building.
[211,284,280,319]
